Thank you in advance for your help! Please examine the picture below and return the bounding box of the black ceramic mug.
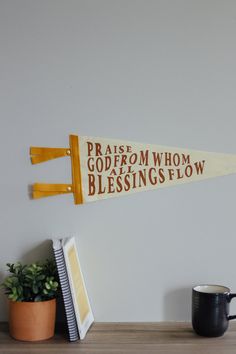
[192,284,236,337]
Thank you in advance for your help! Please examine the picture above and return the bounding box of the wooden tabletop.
[1,322,236,354]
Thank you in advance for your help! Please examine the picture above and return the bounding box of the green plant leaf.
[34,295,42,302]
[1,259,59,302]
[32,284,38,294]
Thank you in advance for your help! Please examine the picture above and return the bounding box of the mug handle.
[227,293,236,320]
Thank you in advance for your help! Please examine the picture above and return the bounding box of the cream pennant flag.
[30,135,236,204]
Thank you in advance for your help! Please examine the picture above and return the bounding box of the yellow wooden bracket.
[30,147,71,164]
[30,135,83,204]
[32,183,73,199]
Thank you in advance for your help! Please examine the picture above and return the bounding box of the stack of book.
[52,237,94,341]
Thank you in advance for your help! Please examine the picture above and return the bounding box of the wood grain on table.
[1,322,236,354]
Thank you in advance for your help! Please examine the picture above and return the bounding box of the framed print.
[63,237,94,339]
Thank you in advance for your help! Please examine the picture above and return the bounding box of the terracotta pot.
[9,298,56,341]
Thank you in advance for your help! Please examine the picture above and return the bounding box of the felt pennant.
[30,135,236,204]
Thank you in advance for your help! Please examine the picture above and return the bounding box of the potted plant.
[1,259,59,341]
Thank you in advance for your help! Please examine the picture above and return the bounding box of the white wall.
[1,0,236,322]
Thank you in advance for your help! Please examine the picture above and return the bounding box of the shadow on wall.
[163,287,192,321]
[27,184,33,199]
[21,239,54,264]
[0,270,8,320]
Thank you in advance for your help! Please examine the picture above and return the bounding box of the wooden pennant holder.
[30,135,83,204]
[30,147,71,164]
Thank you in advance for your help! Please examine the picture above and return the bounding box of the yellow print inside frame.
[68,245,90,323]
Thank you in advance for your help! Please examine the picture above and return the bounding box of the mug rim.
[193,284,230,294]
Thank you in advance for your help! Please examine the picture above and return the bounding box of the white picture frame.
[62,237,94,339]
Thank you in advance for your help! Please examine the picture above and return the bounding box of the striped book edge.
[52,239,79,341]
